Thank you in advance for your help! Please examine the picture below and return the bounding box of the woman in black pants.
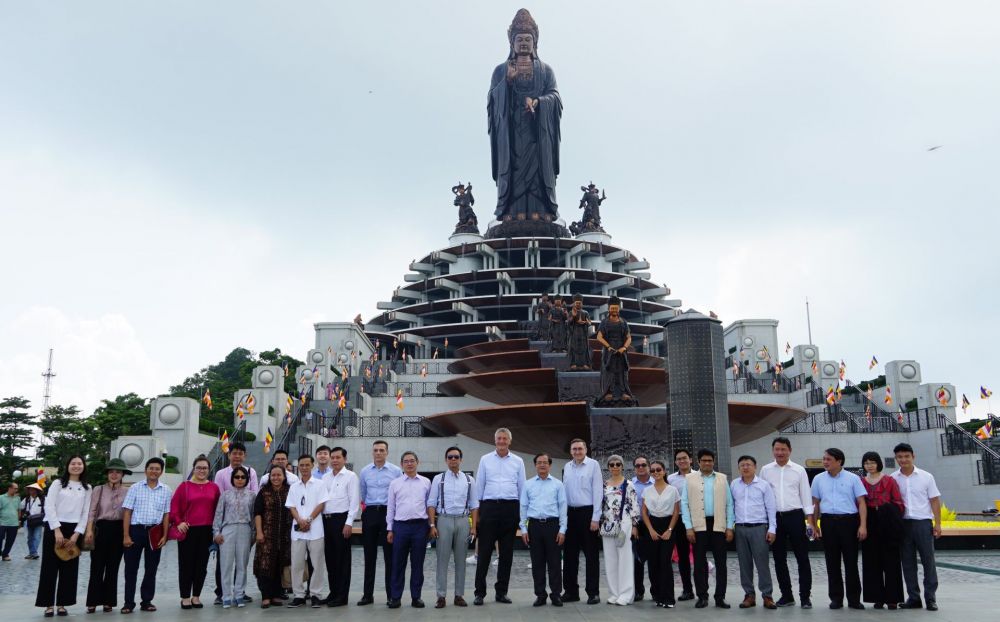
[35,455,92,617]
[639,460,681,608]
[83,459,130,612]
[171,455,221,609]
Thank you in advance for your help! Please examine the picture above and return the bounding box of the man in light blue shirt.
[679,449,735,609]
[473,427,525,605]
[427,446,479,608]
[810,447,867,610]
[730,456,777,609]
[357,440,402,606]
[560,439,603,604]
[121,457,172,612]
[520,453,567,607]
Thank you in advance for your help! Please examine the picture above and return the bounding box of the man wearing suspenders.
[427,446,479,609]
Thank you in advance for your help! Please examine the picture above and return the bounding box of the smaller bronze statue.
[570,182,607,234]
[533,293,552,341]
[548,296,568,352]
[452,182,479,234]
[595,295,636,406]
[566,293,592,371]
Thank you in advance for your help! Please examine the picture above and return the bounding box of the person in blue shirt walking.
[811,447,867,610]
[520,453,567,608]
[357,439,402,606]
[680,448,735,609]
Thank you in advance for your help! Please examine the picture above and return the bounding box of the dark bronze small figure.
[572,182,607,234]
[452,182,479,234]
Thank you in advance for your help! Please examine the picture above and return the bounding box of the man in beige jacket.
[680,449,735,609]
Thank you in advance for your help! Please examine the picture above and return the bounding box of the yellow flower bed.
[941,520,999,530]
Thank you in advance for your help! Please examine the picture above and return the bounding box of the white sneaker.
[466,555,477,564]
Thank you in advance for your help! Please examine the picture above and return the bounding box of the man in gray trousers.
[730,455,778,609]
[427,446,479,609]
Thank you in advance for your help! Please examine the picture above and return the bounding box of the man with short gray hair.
[473,428,525,605]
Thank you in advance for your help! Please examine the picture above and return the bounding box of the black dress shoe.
[473,596,484,606]
[900,600,923,609]
[310,597,323,608]
[586,595,601,605]
[678,591,695,601]
[533,596,547,607]
[356,596,374,606]
[715,600,731,609]
[387,599,401,609]
[495,594,512,604]
[801,599,812,609]
[550,596,563,607]
[561,593,581,603]
[635,593,644,602]
[695,598,709,608]
[829,602,844,610]
[926,601,938,611]
[848,602,865,610]
[327,599,347,608]
[412,599,425,608]
[286,598,305,608]
[776,596,795,607]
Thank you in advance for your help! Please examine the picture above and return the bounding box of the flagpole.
[805,297,813,344]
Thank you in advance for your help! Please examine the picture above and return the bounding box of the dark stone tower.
[665,311,731,475]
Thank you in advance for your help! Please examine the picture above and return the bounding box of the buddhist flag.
[839,361,846,381]
[754,362,761,374]
[865,404,872,423]
[884,387,893,406]
[732,360,739,376]
[869,356,878,370]
[935,387,949,407]
[811,360,818,375]
[246,394,256,414]
[981,386,993,399]
[420,364,428,378]
[775,362,784,374]
[975,420,993,440]
[299,391,307,405]
[962,394,971,413]
[396,389,404,410]
[351,350,357,360]
[283,363,289,377]
[285,394,293,415]
[826,386,836,406]
[202,389,213,410]
[264,427,273,453]
[338,392,347,410]
[220,430,230,454]
[785,341,791,355]
[836,385,843,402]
[897,406,905,425]
[761,345,770,361]
[36,469,46,489]
[236,404,245,420]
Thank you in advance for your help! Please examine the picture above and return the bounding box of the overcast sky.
[1,1,998,423]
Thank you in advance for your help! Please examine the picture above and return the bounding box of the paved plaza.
[1,536,997,622]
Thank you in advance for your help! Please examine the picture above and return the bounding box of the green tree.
[37,405,91,467]
[0,396,35,477]
[86,393,151,473]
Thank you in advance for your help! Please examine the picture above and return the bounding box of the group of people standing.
[16,430,944,615]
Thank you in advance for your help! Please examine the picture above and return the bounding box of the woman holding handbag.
[599,454,640,606]
[83,459,131,613]
[213,466,256,608]
[171,455,220,609]
[35,455,92,617]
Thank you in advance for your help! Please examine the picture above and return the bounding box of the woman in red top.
[860,451,905,609]
[171,455,221,609]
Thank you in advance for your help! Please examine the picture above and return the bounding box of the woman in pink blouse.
[170,455,220,609]
[860,451,905,609]
[83,459,131,613]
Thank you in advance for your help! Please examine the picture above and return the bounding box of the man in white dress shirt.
[321,447,359,607]
[759,437,813,609]
[285,454,329,609]
[890,442,942,611]
[260,449,298,488]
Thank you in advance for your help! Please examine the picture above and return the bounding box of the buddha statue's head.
[508,9,538,58]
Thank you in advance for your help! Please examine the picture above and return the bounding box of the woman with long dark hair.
[35,455,92,617]
[253,465,292,608]
[640,460,680,608]
[171,455,220,609]
[860,451,905,609]
[83,459,131,613]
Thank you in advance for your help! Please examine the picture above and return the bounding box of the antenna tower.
[41,348,56,412]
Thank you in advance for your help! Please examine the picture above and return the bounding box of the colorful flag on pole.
[775,362,783,374]
[935,387,949,407]
[36,469,46,489]
[884,387,893,405]
[839,361,846,381]
[283,363,289,377]
[826,386,836,406]
[338,392,347,410]
[962,394,971,413]
[732,360,739,376]
[220,430,230,454]
[811,360,818,375]
[836,385,843,402]
[981,386,993,399]
[236,404,245,420]
[299,391,307,405]
[865,404,872,423]
[285,394,293,415]
[246,394,256,414]
[975,420,993,440]
[785,341,791,355]
[396,389,405,410]
[264,427,273,453]
[869,356,878,370]
[897,406,905,425]
[754,362,761,374]
[420,364,428,378]
[761,345,770,361]
[202,389,213,410]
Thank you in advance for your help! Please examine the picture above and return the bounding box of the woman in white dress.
[599,454,639,605]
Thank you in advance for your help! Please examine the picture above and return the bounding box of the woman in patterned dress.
[253,465,292,608]
[599,454,640,605]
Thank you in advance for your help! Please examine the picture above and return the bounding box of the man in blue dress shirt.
[810,447,867,611]
[473,427,525,605]
[730,455,777,609]
[560,438,603,604]
[386,451,432,609]
[520,453,568,607]
[357,440,402,606]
